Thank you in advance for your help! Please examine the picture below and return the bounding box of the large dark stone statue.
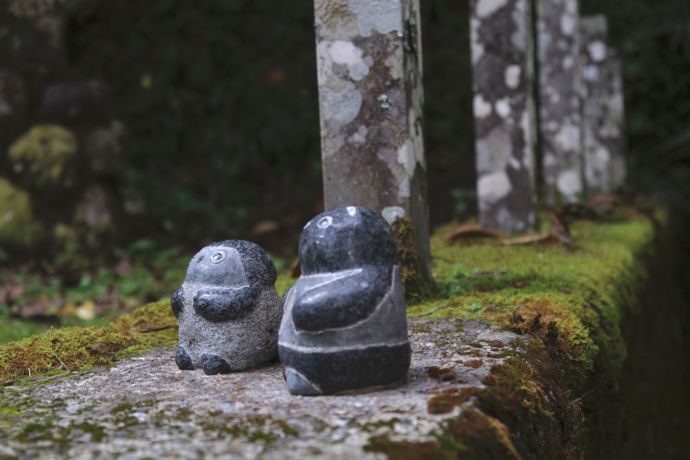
[279,206,411,395]
[172,241,282,375]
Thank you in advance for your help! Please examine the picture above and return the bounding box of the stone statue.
[279,206,410,395]
[172,241,282,374]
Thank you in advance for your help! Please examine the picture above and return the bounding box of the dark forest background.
[1,0,689,258]
[0,0,689,326]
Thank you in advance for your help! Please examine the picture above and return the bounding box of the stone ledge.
[1,213,676,459]
[1,320,519,459]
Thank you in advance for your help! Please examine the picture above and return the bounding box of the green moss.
[200,414,298,445]
[9,125,77,186]
[0,299,177,384]
[8,125,77,187]
[410,217,654,382]
[391,218,434,300]
[364,434,454,460]
[0,214,659,457]
[0,177,43,247]
[406,215,654,458]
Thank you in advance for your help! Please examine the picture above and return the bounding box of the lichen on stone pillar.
[604,51,627,190]
[469,0,538,234]
[536,0,584,205]
[580,15,618,196]
[314,0,432,290]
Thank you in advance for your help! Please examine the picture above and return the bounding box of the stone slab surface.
[0,320,519,459]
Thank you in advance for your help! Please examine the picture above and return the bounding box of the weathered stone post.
[469,0,538,233]
[314,0,432,288]
[605,52,627,189]
[580,15,618,195]
[536,0,584,205]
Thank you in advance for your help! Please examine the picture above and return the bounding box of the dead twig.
[53,352,70,371]
[446,224,504,244]
[418,304,450,317]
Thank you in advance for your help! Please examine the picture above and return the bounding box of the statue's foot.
[284,367,323,396]
[200,353,232,375]
[175,346,194,371]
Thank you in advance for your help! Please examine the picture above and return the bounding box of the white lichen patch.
[495,98,512,118]
[473,94,493,118]
[348,0,404,37]
[478,170,512,204]
[382,206,406,224]
[505,65,521,89]
[476,0,509,18]
[328,40,371,81]
[319,82,363,128]
[588,40,607,63]
[555,124,580,150]
[560,13,576,36]
[476,125,511,175]
[557,170,583,196]
[348,125,368,145]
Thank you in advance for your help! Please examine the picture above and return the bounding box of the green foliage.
[0,177,43,247]
[8,125,77,187]
[411,215,654,381]
[66,0,323,242]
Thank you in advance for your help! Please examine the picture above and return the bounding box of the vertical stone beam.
[580,15,616,195]
[469,0,538,234]
[605,52,627,189]
[314,0,431,283]
[536,0,584,205]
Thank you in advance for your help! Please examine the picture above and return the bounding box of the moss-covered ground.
[0,213,658,458]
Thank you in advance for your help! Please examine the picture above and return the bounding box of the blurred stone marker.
[171,241,282,375]
[313,0,432,284]
[536,0,584,205]
[469,0,538,233]
[605,51,627,189]
[580,16,624,195]
[279,207,410,395]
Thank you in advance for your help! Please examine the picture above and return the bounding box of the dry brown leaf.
[501,234,556,246]
[446,224,504,244]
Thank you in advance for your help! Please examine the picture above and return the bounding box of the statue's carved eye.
[210,251,225,264]
[317,216,333,229]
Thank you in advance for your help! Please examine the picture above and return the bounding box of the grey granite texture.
[279,207,409,395]
[469,0,538,233]
[314,0,431,282]
[536,0,584,205]
[580,15,619,196]
[0,319,520,459]
[172,241,282,374]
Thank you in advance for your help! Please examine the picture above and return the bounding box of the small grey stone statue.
[172,241,282,375]
[279,206,411,395]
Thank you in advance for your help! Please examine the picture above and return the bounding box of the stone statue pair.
[171,206,410,396]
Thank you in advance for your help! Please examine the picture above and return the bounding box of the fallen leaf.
[250,220,281,238]
[501,234,556,246]
[446,224,504,243]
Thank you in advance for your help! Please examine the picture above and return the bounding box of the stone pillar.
[605,52,627,189]
[580,15,616,195]
[536,0,584,205]
[314,0,431,284]
[469,0,538,234]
